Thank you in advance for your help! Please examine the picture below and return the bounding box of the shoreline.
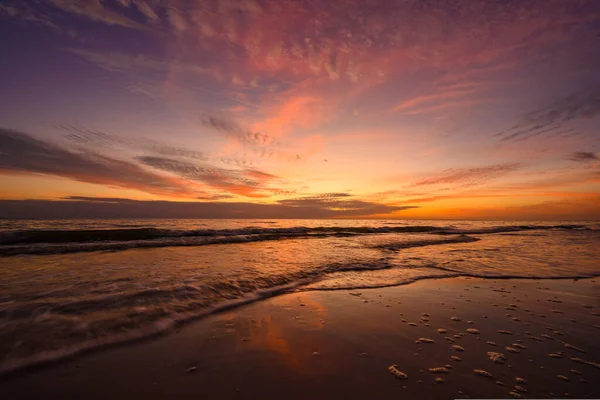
[2,276,600,399]
[2,274,600,378]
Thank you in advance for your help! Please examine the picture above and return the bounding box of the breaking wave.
[0,223,590,256]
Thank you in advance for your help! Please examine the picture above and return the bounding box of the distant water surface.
[1,219,599,373]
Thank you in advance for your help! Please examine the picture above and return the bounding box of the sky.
[0,0,599,220]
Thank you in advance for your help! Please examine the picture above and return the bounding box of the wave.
[3,267,599,376]
[0,280,311,376]
[301,271,600,291]
[375,234,480,250]
[0,233,317,256]
[0,224,590,256]
[1,224,589,244]
[0,226,438,245]
[435,224,591,235]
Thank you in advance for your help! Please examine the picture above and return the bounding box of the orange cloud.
[393,86,481,113]
[253,96,327,137]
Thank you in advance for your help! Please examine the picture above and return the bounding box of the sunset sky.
[0,0,599,219]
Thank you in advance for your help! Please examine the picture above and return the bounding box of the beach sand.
[1,277,599,399]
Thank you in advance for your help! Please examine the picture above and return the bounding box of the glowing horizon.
[0,0,599,220]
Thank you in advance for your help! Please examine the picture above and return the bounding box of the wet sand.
[1,277,600,399]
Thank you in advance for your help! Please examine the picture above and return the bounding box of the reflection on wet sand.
[215,292,328,373]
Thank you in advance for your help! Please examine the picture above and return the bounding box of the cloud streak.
[0,128,283,199]
[136,155,277,198]
[0,197,416,219]
[55,124,209,161]
[411,164,523,188]
[568,152,599,162]
[202,115,276,147]
[0,128,206,197]
[393,86,482,114]
[48,0,142,29]
[495,87,600,143]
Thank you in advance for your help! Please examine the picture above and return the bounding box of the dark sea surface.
[1,219,599,373]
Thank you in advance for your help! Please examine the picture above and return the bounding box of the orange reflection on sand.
[217,292,328,373]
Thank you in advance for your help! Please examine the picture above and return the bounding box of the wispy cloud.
[0,128,200,197]
[401,98,500,116]
[48,0,143,29]
[135,156,276,198]
[7,0,599,89]
[278,192,357,208]
[0,2,59,30]
[0,128,287,199]
[0,197,417,219]
[202,116,276,147]
[412,164,523,188]
[495,87,600,143]
[117,0,158,22]
[196,194,234,201]
[54,124,209,161]
[568,152,599,162]
[65,48,212,76]
[393,86,481,114]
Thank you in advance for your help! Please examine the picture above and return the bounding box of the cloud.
[164,0,594,85]
[63,196,138,203]
[393,86,480,113]
[7,0,599,88]
[496,87,600,143]
[196,194,234,201]
[65,48,215,77]
[2,126,295,199]
[66,48,165,73]
[244,169,278,180]
[0,128,200,197]
[136,156,276,197]
[498,124,565,143]
[568,152,599,162]
[391,193,515,205]
[0,1,60,31]
[202,115,275,147]
[7,0,597,139]
[279,192,354,205]
[0,197,417,219]
[310,192,353,199]
[55,123,209,161]
[412,164,523,188]
[201,115,305,163]
[132,1,158,21]
[251,96,328,137]
[434,60,519,87]
[268,192,418,216]
[0,128,292,199]
[48,0,142,29]
[166,5,187,31]
[54,124,128,147]
[401,98,500,116]
[0,3,19,17]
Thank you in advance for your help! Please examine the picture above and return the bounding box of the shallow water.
[1,219,599,373]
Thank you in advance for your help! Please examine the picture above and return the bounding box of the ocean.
[1,219,599,373]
